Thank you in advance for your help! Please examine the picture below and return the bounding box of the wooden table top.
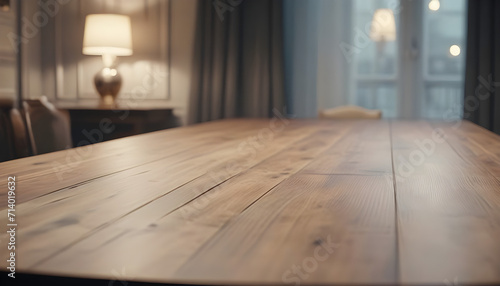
[1,119,499,285]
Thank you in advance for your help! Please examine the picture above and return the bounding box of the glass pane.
[422,0,466,120]
[424,0,466,76]
[422,83,463,119]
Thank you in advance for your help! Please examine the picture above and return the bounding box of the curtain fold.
[283,0,353,118]
[464,0,500,134]
[188,0,285,124]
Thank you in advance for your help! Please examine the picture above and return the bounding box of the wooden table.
[1,119,499,285]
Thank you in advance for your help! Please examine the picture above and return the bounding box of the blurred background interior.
[0,0,498,162]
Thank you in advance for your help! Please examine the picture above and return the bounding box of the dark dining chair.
[0,98,16,162]
[23,96,73,155]
[9,107,32,158]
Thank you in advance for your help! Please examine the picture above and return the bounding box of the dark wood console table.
[56,100,176,146]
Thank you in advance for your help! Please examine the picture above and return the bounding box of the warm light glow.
[370,9,396,42]
[0,0,9,11]
[449,45,461,56]
[102,68,118,76]
[428,0,440,11]
[83,14,133,56]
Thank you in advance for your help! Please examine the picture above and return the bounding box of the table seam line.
[389,119,401,283]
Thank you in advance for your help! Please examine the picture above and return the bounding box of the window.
[350,0,466,119]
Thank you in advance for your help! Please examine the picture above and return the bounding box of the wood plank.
[28,121,362,283]
[391,121,500,284]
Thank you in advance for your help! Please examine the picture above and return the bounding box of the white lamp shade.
[370,9,396,42]
[83,14,133,56]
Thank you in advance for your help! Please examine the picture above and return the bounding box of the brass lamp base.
[94,67,122,106]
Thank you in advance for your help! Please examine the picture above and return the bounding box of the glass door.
[350,0,467,119]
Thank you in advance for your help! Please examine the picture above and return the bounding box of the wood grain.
[27,122,359,281]
[391,121,500,284]
[0,119,499,285]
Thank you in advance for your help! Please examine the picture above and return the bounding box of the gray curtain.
[188,0,285,124]
[464,0,500,134]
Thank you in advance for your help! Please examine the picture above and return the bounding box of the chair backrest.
[318,105,382,119]
[23,96,73,155]
[0,98,16,161]
[9,107,32,158]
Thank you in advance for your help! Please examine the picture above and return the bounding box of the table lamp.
[83,14,133,105]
